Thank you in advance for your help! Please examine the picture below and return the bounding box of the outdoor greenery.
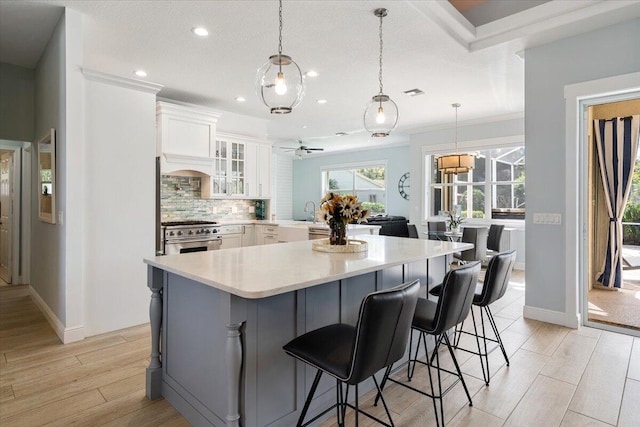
[362,202,385,215]
[357,167,385,181]
[623,161,640,245]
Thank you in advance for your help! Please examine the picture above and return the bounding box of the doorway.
[0,150,15,282]
[586,98,640,333]
[0,141,29,286]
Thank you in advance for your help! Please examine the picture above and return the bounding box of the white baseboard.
[29,286,85,344]
[514,262,525,271]
[523,305,579,328]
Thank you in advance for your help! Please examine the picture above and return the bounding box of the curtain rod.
[601,116,633,122]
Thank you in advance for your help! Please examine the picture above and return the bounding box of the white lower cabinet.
[256,224,279,245]
[219,225,244,249]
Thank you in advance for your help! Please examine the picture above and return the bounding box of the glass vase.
[329,224,347,245]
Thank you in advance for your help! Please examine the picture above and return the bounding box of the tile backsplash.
[161,175,262,222]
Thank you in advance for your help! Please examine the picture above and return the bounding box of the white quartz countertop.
[144,235,472,299]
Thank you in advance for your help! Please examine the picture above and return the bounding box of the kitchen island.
[143,235,472,427]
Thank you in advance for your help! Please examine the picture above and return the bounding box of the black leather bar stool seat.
[283,279,420,427]
[429,250,517,385]
[376,262,481,427]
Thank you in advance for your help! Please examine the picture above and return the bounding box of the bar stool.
[430,250,516,385]
[283,279,420,427]
[376,262,481,427]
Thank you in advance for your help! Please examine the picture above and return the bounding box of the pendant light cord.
[455,105,458,153]
[378,12,384,96]
[278,0,283,55]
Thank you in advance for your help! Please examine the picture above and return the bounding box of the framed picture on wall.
[37,128,56,224]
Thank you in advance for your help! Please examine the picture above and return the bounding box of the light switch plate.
[533,213,561,225]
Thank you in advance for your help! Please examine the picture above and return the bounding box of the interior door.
[0,151,13,283]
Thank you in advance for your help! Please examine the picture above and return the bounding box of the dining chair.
[283,279,420,427]
[486,224,504,258]
[453,226,488,264]
[427,221,447,241]
[407,224,419,239]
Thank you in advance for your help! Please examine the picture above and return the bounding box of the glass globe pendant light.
[363,8,398,137]
[256,0,304,114]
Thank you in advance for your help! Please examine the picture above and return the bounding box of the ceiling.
[1,0,639,154]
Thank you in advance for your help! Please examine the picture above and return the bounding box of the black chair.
[427,221,447,241]
[430,250,516,385]
[485,224,504,260]
[407,224,419,239]
[376,262,481,427]
[283,280,420,427]
[453,227,488,264]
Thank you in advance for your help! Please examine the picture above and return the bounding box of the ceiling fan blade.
[306,148,324,151]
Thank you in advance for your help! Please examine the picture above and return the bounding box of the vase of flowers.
[318,192,369,245]
[448,213,464,233]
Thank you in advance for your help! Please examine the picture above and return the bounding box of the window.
[427,146,525,220]
[322,164,386,214]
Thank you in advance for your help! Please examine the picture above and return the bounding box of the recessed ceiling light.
[134,70,147,77]
[192,27,209,37]
[305,70,319,77]
[403,88,424,97]
[316,99,328,104]
[302,125,308,129]
[235,96,246,102]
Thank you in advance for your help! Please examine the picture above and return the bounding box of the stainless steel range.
[161,220,223,255]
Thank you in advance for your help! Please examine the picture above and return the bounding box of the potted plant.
[448,213,464,234]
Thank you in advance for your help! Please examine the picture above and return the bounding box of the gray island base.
[143,235,473,427]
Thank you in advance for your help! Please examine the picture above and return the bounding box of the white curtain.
[595,115,640,288]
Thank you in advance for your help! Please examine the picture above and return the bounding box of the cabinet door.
[229,141,246,196]
[220,235,242,249]
[211,139,228,196]
[245,143,259,198]
[257,144,272,198]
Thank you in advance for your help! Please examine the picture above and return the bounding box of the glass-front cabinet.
[211,135,246,197]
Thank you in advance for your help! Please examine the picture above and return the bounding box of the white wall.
[273,153,293,220]
[83,71,161,336]
[0,62,35,141]
[524,18,640,327]
[33,11,66,327]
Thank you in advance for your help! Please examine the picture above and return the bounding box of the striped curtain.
[595,115,640,288]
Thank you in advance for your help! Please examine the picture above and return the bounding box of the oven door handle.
[166,237,222,245]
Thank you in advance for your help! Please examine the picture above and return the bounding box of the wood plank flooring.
[1,273,638,426]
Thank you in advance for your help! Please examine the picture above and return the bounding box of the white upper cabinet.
[203,133,272,199]
[156,102,221,175]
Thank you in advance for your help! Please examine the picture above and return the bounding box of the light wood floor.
[1,273,639,426]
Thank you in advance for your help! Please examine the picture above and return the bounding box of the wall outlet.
[231,206,238,213]
[58,210,63,225]
[212,207,218,214]
[249,206,255,213]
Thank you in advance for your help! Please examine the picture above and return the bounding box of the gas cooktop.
[161,220,218,227]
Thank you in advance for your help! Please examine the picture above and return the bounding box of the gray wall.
[291,145,411,220]
[32,13,66,323]
[0,62,35,141]
[525,19,640,314]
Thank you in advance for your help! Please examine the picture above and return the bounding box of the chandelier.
[437,103,474,174]
[363,8,398,137]
[256,0,304,114]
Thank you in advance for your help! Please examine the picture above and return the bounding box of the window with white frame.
[426,146,525,220]
[322,164,387,214]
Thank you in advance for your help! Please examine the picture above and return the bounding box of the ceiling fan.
[279,140,324,157]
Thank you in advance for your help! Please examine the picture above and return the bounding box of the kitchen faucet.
[304,200,317,224]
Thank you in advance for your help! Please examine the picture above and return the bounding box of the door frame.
[564,72,640,337]
[0,140,31,285]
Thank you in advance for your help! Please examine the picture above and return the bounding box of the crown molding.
[81,68,163,94]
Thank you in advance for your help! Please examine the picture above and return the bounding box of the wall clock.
[398,172,410,200]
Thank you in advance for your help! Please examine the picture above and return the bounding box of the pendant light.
[437,103,475,174]
[363,8,398,137]
[255,0,304,114]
